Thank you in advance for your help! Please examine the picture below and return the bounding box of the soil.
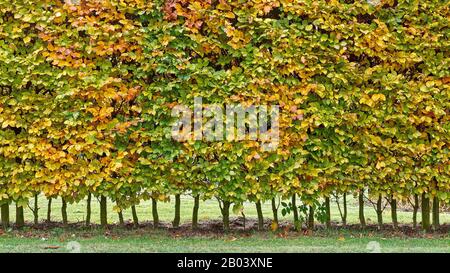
[2,217,450,239]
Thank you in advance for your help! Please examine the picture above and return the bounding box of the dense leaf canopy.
[0,0,449,213]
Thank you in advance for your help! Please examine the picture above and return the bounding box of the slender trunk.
[192,195,200,230]
[343,193,347,226]
[46,198,52,222]
[271,197,278,227]
[359,192,366,228]
[16,204,25,229]
[61,198,68,226]
[421,194,430,232]
[1,203,9,229]
[100,196,107,228]
[325,197,331,229]
[292,195,300,231]
[131,205,139,227]
[307,206,314,230]
[173,194,181,228]
[391,196,398,229]
[118,210,124,226]
[432,196,439,230]
[33,194,39,225]
[221,200,231,232]
[412,194,419,229]
[152,198,159,228]
[376,195,383,230]
[86,193,91,226]
[255,200,264,231]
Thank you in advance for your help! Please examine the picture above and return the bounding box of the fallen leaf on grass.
[225,237,237,242]
[276,231,288,238]
[43,246,61,250]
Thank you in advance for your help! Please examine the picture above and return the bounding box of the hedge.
[0,0,449,231]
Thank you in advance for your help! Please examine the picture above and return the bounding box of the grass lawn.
[1,230,449,253]
[0,195,449,253]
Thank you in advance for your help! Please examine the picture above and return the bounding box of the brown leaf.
[44,246,61,250]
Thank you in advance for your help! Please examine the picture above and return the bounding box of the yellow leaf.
[376,161,386,170]
[372,94,386,102]
[224,12,235,19]
[217,3,231,11]
[271,221,279,231]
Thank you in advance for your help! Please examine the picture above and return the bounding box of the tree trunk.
[33,194,39,225]
[376,195,383,230]
[173,194,181,228]
[359,192,366,228]
[391,196,398,230]
[255,200,264,231]
[192,195,200,230]
[432,196,439,230]
[86,193,91,226]
[221,200,230,232]
[325,197,331,229]
[46,198,52,222]
[271,197,278,227]
[61,198,68,226]
[307,206,314,230]
[1,203,9,229]
[100,196,107,228]
[272,197,279,228]
[342,193,347,226]
[292,195,300,231]
[16,204,25,229]
[412,194,419,229]
[131,205,139,227]
[152,198,159,228]
[421,194,430,232]
[118,210,124,226]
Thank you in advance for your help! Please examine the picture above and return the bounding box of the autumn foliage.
[0,0,449,231]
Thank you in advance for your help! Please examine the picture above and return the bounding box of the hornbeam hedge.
[0,0,449,231]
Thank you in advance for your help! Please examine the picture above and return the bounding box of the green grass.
[0,195,449,253]
[1,229,449,253]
